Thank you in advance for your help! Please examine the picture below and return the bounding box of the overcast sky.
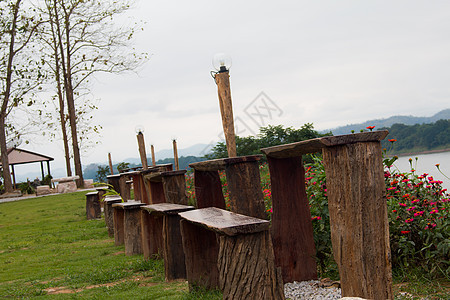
[17,0,450,176]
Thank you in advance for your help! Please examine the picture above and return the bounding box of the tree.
[206,124,329,159]
[41,0,147,187]
[95,165,110,183]
[0,0,44,193]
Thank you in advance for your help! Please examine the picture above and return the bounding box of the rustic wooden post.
[190,159,226,209]
[127,170,147,203]
[262,131,392,299]
[214,70,237,157]
[86,191,101,220]
[118,172,131,201]
[151,144,156,167]
[136,131,148,170]
[179,207,285,299]
[107,174,121,194]
[266,155,317,282]
[172,139,179,171]
[108,152,114,175]
[112,201,145,255]
[142,203,194,280]
[104,195,122,237]
[113,205,125,246]
[322,134,393,299]
[161,170,188,205]
[224,155,267,219]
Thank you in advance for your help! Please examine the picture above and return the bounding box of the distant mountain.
[328,109,450,136]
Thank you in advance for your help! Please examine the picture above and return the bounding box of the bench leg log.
[162,173,188,205]
[124,208,143,255]
[180,219,220,290]
[86,192,101,220]
[163,214,187,280]
[194,170,226,209]
[224,157,267,219]
[323,142,393,300]
[141,211,164,259]
[267,156,317,282]
[113,208,125,246]
[218,230,285,300]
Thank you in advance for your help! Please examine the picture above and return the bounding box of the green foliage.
[17,181,35,194]
[116,161,130,173]
[381,119,450,153]
[41,174,52,186]
[206,124,330,159]
[95,165,110,182]
[0,191,221,298]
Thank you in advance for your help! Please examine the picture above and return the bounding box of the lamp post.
[212,53,237,158]
[135,125,148,170]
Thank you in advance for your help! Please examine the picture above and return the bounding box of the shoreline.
[393,148,450,157]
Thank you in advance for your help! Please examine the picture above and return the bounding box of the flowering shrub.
[384,156,449,277]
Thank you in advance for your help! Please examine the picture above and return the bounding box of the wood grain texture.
[180,219,220,290]
[137,132,148,169]
[215,71,237,157]
[173,140,179,170]
[267,156,317,283]
[124,208,143,255]
[218,230,285,300]
[113,207,125,246]
[140,210,164,259]
[322,142,393,300]
[118,173,131,201]
[163,214,187,280]
[161,171,187,205]
[85,192,101,220]
[261,131,389,158]
[194,170,226,209]
[189,158,226,172]
[224,158,267,219]
[104,197,122,237]
[107,174,120,195]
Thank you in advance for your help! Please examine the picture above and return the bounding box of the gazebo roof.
[0,147,54,166]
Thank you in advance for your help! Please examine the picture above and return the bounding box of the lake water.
[391,151,450,190]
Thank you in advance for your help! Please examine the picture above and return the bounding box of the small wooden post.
[137,131,148,170]
[172,139,179,171]
[108,152,114,175]
[214,71,237,158]
[107,174,121,194]
[112,202,145,255]
[86,191,101,220]
[161,170,188,205]
[151,145,156,167]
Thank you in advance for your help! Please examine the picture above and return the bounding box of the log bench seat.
[141,203,194,280]
[179,207,285,300]
[260,131,393,299]
[112,201,145,255]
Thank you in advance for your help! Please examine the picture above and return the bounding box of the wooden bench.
[86,191,101,220]
[261,131,393,299]
[179,207,285,299]
[112,201,145,255]
[140,169,188,259]
[189,155,266,219]
[103,195,122,237]
[141,203,194,280]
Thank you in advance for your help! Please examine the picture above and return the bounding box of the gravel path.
[285,280,342,300]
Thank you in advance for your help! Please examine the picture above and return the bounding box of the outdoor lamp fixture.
[212,53,237,157]
[135,125,148,169]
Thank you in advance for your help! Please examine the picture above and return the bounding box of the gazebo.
[0,147,54,188]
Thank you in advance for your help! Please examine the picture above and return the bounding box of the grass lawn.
[0,191,221,299]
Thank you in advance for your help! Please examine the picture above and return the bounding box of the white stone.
[56,182,77,193]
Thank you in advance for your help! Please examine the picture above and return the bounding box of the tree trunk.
[0,0,21,193]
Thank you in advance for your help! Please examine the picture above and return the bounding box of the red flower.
[388,139,397,142]
[401,231,410,234]
[366,126,375,131]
